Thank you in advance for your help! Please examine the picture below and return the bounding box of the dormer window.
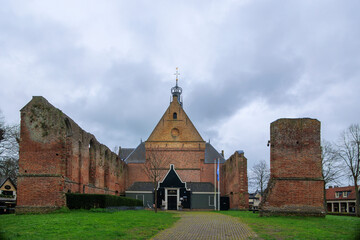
[173,112,177,119]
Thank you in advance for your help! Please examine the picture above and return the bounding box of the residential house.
[0,177,17,213]
[249,190,261,211]
[326,186,358,214]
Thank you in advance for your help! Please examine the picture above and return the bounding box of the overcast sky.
[1,0,359,181]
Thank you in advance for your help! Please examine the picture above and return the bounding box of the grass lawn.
[0,209,178,240]
[221,211,360,239]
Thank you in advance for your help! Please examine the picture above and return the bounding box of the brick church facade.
[16,73,248,213]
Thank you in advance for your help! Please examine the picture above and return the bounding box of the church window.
[64,118,72,136]
[173,112,177,119]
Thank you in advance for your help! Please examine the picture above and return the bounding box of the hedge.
[66,193,143,209]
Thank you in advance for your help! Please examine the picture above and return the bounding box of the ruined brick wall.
[259,118,325,216]
[17,96,127,213]
[221,151,248,209]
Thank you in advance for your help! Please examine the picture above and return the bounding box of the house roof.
[187,182,215,192]
[205,143,225,164]
[124,142,146,163]
[126,182,155,191]
[0,177,16,190]
[326,186,358,200]
[126,181,216,193]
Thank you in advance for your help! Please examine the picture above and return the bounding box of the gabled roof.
[125,142,146,163]
[159,165,186,188]
[326,186,358,200]
[205,143,225,163]
[0,177,16,190]
[119,148,135,161]
[147,97,204,142]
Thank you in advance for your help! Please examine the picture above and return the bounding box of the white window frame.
[209,196,214,206]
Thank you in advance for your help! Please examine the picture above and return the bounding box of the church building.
[16,69,248,213]
[123,69,227,210]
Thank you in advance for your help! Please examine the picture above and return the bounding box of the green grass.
[0,209,179,240]
[221,211,360,239]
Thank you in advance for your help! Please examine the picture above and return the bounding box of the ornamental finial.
[174,67,180,86]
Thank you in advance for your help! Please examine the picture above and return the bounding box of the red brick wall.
[222,151,248,209]
[17,97,127,213]
[260,118,325,216]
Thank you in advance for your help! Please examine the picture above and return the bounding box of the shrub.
[66,193,143,209]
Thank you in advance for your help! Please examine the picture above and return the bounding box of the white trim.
[209,195,215,206]
[125,191,153,194]
[193,192,219,194]
[164,187,180,210]
[157,164,188,190]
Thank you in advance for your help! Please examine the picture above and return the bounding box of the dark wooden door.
[168,196,177,210]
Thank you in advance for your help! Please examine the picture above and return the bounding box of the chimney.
[221,150,224,157]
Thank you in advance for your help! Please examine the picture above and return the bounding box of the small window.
[2,190,13,196]
[173,112,177,119]
[335,192,342,198]
[209,196,214,206]
[136,194,144,204]
[343,191,348,198]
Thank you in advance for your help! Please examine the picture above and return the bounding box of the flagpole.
[218,158,220,211]
[214,158,217,211]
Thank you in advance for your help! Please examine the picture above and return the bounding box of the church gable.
[159,165,185,188]
[147,97,204,143]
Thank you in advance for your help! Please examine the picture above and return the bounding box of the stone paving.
[151,212,258,240]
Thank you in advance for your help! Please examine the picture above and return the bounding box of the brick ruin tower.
[259,118,325,216]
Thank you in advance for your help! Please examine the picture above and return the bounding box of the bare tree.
[250,160,270,194]
[337,124,360,217]
[322,140,343,187]
[142,149,169,213]
[0,111,20,182]
[321,140,343,212]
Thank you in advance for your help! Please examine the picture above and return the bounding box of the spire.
[171,67,183,106]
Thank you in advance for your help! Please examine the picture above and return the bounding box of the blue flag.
[216,159,219,181]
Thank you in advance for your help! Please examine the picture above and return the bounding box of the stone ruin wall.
[222,151,248,210]
[259,118,325,216]
[16,96,127,213]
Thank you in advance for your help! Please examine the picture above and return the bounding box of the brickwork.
[221,151,248,209]
[17,97,126,213]
[259,118,325,216]
[17,94,249,212]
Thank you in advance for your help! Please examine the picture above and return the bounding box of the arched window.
[64,118,72,136]
[89,139,96,185]
[104,150,110,189]
[173,112,177,119]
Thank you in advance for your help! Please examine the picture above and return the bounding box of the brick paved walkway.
[151,212,258,240]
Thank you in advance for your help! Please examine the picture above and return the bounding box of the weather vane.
[174,67,180,86]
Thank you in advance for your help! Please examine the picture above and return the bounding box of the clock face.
[171,128,180,137]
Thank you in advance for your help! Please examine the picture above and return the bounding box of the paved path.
[152,212,258,240]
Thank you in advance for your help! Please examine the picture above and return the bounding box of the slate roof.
[126,181,216,193]
[326,186,358,201]
[205,143,225,164]
[187,182,216,192]
[124,142,146,163]
[126,182,155,191]
[0,177,16,189]
[119,148,135,161]
[0,177,6,187]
